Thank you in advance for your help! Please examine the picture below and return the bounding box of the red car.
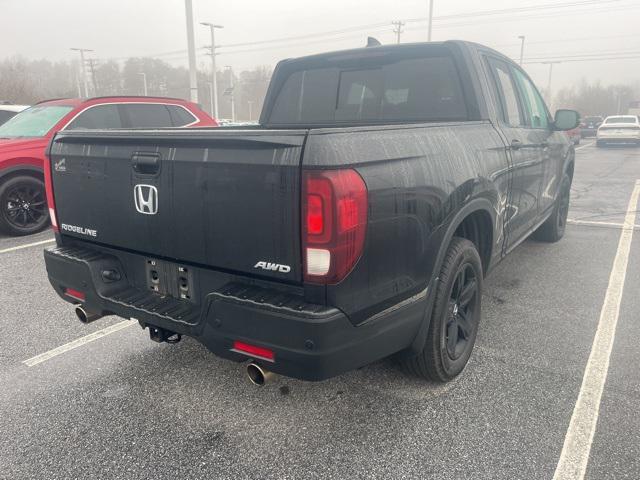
[565,125,581,145]
[0,96,216,236]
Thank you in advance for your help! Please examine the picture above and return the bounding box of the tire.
[0,175,49,236]
[596,140,605,148]
[533,173,571,243]
[403,238,483,382]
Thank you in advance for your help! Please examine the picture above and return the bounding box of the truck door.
[510,67,565,217]
[486,57,544,250]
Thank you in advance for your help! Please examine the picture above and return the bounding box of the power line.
[491,33,640,50]
[524,55,640,64]
[217,22,390,50]
[524,49,640,61]
[406,0,627,23]
[215,0,629,51]
[98,0,639,63]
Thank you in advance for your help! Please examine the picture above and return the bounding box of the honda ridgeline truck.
[43,41,579,384]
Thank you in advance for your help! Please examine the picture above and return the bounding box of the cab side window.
[511,68,549,129]
[66,104,123,130]
[486,58,524,128]
[122,104,174,128]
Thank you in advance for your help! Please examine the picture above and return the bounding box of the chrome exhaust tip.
[74,304,102,324]
[246,362,274,386]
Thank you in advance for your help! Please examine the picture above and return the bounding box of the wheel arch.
[404,198,497,357]
[436,198,497,279]
[0,165,44,184]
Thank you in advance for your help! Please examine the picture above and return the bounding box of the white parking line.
[0,238,55,254]
[567,219,640,230]
[575,142,594,151]
[22,320,135,367]
[553,180,640,480]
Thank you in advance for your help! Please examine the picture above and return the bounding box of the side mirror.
[554,109,580,131]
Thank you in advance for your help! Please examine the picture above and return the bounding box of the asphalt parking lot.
[0,141,639,480]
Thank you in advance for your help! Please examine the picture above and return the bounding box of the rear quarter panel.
[303,121,509,324]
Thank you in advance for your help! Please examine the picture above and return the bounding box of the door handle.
[132,152,160,175]
[510,139,522,151]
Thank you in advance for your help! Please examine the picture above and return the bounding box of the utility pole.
[201,22,224,119]
[184,0,198,102]
[75,74,82,98]
[70,47,93,97]
[138,72,148,96]
[86,58,98,96]
[427,0,434,41]
[518,36,525,66]
[248,100,253,122]
[207,81,214,116]
[392,20,405,44]
[225,65,235,122]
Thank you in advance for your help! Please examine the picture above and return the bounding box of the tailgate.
[48,129,306,282]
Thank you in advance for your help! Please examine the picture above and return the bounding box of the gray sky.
[3,0,640,92]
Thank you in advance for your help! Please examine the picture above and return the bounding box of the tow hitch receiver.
[140,322,182,344]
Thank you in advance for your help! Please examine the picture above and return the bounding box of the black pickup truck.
[43,41,579,384]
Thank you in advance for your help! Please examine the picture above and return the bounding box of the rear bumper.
[44,243,427,381]
[597,133,640,143]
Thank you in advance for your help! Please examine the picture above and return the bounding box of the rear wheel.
[403,238,483,382]
[0,175,49,236]
[534,173,571,243]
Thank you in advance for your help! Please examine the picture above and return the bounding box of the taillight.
[302,169,368,284]
[43,154,59,232]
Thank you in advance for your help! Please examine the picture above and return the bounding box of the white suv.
[596,115,640,147]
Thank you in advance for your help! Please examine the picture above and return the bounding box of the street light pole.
[248,100,253,122]
[138,72,148,96]
[518,35,525,65]
[427,0,434,41]
[70,47,93,97]
[201,22,224,119]
[184,0,198,102]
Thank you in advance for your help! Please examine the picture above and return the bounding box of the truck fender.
[403,197,497,356]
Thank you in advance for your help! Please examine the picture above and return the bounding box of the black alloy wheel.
[0,176,49,236]
[445,263,479,361]
[403,237,483,382]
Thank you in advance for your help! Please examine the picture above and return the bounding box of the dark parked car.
[43,41,578,384]
[580,115,603,137]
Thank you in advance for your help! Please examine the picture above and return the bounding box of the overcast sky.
[2,0,640,92]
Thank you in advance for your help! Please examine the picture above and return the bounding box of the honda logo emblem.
[134,184,158,215]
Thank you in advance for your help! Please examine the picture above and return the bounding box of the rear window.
[605,116,637,124]
[268,56,467,125]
